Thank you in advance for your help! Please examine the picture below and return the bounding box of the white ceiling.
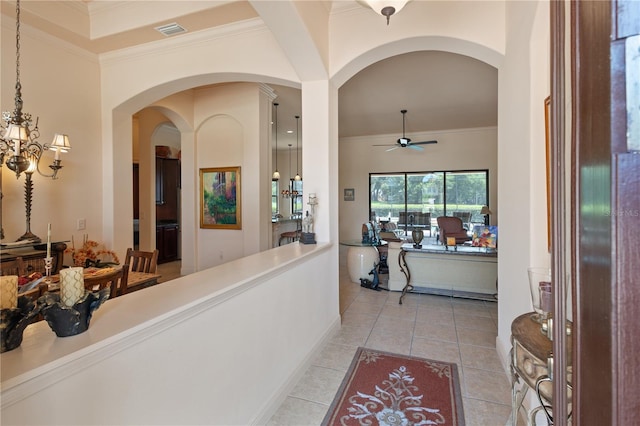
[2,0,497,146]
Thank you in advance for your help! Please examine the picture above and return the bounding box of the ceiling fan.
[374,109,438,151]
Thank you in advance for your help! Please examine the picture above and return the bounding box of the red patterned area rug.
[322,347,465,426]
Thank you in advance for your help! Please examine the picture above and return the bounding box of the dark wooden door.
[554,1,640,424]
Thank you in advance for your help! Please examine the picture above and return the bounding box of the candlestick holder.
[43,256,53,283]
[0,296,42,353]
[39,288,110,337]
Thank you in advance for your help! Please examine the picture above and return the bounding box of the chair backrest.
[125,248,159,273]
[437,216,464,232]
[84,265,129,298]
[436,216,468,244]
[398,212,407,226]
[1,257,25,276]
[415,212,431,226]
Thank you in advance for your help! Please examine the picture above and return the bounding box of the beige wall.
[1,18,102,260]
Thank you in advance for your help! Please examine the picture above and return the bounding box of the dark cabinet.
[156,158,180,220]
[156,223,179,264]
[155,157,180,263]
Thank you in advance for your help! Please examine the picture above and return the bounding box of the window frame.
[369,169,489,232]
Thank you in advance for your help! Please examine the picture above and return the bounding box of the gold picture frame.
[200,166,241,229]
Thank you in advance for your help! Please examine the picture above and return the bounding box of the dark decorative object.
[40,288,110,337]
[360,263,381,291]
[300,232,316,244]
[412,229,424,248]
[0,296,41,353]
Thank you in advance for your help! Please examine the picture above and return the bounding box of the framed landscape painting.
[200,166,241,229]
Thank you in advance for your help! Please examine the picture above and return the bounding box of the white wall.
[496,0,550,364]
[339,127,498,241]
[194,83,265,269]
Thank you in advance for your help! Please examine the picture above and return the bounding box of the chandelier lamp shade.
[359,0,411,25]
[0,0,70,242]
[294,115,301,182]
[272,102,280,180]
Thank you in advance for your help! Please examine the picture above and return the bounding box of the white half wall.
[0,243,339,425]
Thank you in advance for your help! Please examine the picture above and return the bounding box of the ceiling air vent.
[154,23,187,37]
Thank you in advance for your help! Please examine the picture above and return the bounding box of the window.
[369,170,488,233]
[291,179,303,215]
[272,180,279,216]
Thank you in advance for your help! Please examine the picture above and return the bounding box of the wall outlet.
[77,218,86,230]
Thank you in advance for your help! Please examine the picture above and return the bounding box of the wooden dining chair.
[124,248,159,274]
[83,264,129,299]
[1,256,25,276]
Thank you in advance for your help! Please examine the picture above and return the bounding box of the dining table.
[36,267,162,294]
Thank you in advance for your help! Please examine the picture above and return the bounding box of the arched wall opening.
[107,36,503,279]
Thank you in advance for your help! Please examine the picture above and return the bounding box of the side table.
[340,240,387,284]
[510,312,572,425]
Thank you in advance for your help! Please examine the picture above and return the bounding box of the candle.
[54,147,60,161]
[47,223,52,258]
[13,140,21,156]
[60,267,85,307]
[0,276,19,310]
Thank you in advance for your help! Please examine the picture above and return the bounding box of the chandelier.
[1,0,71,242]
[281,144,299,199]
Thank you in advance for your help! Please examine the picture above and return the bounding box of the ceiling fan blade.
[411,140,438,145]
[373,144,396,147]
[408,145,424,151]
[386,146,400,152]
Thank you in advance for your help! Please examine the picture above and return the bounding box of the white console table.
[388,243,498,303]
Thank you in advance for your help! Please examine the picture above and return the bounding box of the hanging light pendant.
[272,102,280,180]
[294,115,301,181]
[360,0,410,25]
[281,144,293,198]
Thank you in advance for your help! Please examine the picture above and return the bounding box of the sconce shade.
[5,124,29,141]
[50,133,71,152]
[480,205,492,215]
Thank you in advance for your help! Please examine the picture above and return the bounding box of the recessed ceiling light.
[155,23,187,37]
[286,130,293,134]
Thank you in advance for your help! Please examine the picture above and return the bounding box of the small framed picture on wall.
[344,188,355,201]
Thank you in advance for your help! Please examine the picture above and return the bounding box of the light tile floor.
[267,252,512,426]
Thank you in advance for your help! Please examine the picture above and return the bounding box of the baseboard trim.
[251,315,342,425]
